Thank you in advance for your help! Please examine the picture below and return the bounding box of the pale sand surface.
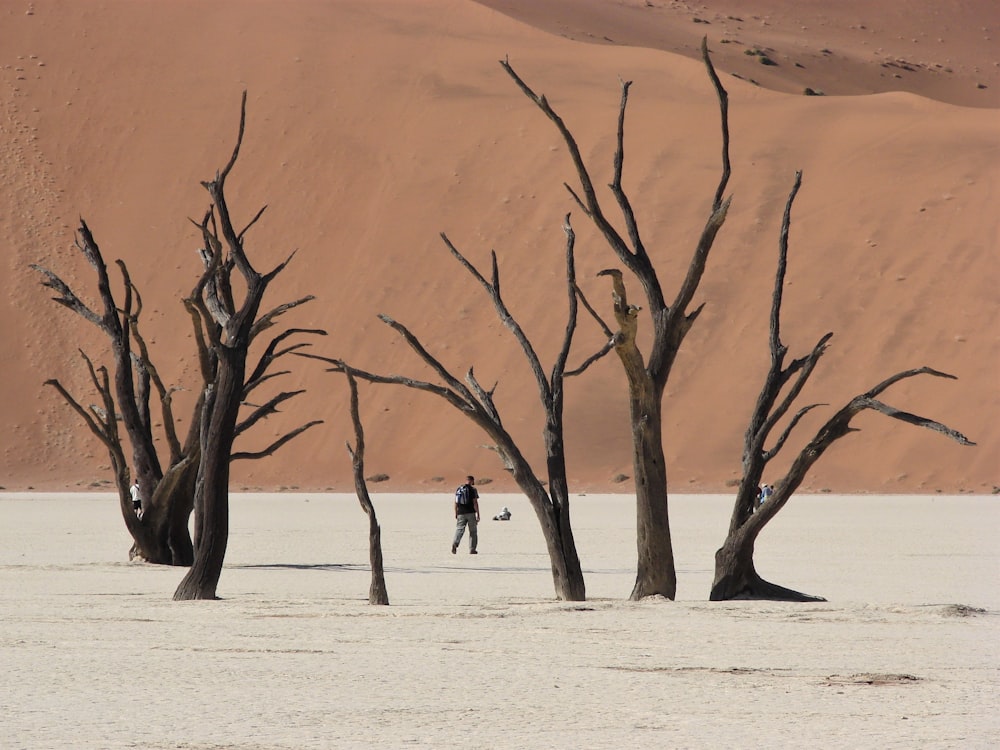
[2,492,997,748]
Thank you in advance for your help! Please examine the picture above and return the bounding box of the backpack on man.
[455,483,474,510]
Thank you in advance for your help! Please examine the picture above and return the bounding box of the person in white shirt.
[130,480,143,519]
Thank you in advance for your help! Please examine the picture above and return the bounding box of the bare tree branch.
[769,171,801,351]
[234,389,307,438]
[762,403,824,461]
[250,296,317,341]
[609,80,644,259]
[863,397,974,443]
[190,209,230,335]
[217,90,247,183]
[700,36,732,211]
[44,377,111,449]
[231,420,323,461]
[122,301,176,432]
[183,297,215,384]
[238,204,268,243]
[574,282,614,340]
[550,214,578,385]
[244,327,327,397]
[30,264,102,327]
[500,57,635,267]
[440,232,552,408]
[462,367,502,424]
[376,314,480,409]
[758,332,833,453]
[566,280,616,377]
[299,352,472,412]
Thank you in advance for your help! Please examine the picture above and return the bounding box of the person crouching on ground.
[452,475,480,554]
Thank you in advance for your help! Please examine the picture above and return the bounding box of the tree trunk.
[327,219,594,602]
[540,417,586,601]
[343,367,390,605]
[126,449,198,565]
[710,522,825,602]
[366,514,389,606]
[604,288,676,600]
[533,495,585,602]
[628,389,675,600]
[503,44,730,603]
[173,349,243,600]
[160,452,198,565]
[510,446,585,601]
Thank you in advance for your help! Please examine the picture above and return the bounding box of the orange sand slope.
[475,0,1000,108]
[1,1,997,493]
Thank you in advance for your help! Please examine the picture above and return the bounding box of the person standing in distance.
[130,478,143,519]
[451,475,480,554]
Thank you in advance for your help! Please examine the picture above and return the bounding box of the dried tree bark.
[503,38,732,599]
[709,172,975,601]
[35,95,323,585]
[309,216,609,601]
[342,367,389,605]
[173,92,323,601]
[34,225,199,565]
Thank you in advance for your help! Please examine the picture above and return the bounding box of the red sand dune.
[1,0,996,494]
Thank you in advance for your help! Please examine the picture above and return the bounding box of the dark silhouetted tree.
[502,38,731,599]
[342,367,389,605]
[710,171,975,601]
[35,223,203,566]
[173,93,323,600]
[308,216,611,601]
[33,93,322,586]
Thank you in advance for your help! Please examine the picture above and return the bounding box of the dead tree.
[342,368,389,605]
[709,171,975,601]
[173,92,324,601]
[502,38,732,599]
[34,95,323,585]
[34,224,201,565]
[309,217,610,601]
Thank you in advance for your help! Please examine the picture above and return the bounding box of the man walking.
[452,475,480,554]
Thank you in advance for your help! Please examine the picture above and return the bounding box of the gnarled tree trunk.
[624,369,673,600]
[314,217,602,601]
[36,93,322,587]
[710,172,974,601]
[343,369,389,605]
[35,229,197,566]
[173,93,323,600]
[174,349,244,600]
[504,38,732,600]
